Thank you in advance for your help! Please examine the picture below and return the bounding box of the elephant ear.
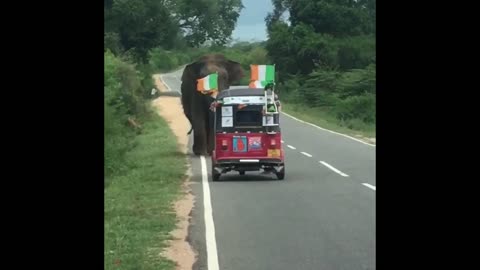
[226,60,244,84]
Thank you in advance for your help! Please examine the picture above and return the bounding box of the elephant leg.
[192,122,207,156]
[181,91,192,124]
[192,101,208,156]
[181,84,193,129]
[206,110,215,155]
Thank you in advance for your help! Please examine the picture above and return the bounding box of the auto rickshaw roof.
[216,87,274,99]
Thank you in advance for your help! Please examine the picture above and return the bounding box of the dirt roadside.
[151,74,196,270]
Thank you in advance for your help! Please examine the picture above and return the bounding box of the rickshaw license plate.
[233,136,248,152]
[268,149,281,157]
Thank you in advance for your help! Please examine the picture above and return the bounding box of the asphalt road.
[160,68,376,270]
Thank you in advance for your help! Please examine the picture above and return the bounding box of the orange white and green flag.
[197,73,218,93]
[249,64,275,88]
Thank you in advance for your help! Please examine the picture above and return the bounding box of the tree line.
[265,0,376,130]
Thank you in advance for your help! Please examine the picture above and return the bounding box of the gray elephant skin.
[180,54,244,156]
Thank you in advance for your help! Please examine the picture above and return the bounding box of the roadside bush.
[335,92,375,124]
[104,94,133,180]
[148,47,205,72]
[149,48,176,72]
[104,51,147,180]
[337,35,375,70]
[299,70,341,107]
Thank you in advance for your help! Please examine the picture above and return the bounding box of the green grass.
[104,113,187,270]
[281,102,376,139]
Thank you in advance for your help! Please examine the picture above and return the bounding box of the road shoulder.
[152,76,196,269]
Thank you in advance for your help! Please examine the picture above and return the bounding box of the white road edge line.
[287,145,296,150]
[301,152,313,157]
[163,74,218,270]
[281,111,375,147]
[319,161,349,177]
[362,183,376,191]
[159,74,172,92]
[200,156,220,270]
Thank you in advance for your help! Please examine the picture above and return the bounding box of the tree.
[264,0,376,127]
[266,0,376,75]
[265,22,299,76]
[169,0,244,46]
[265,0,289,32]
[267,0,375,37]
[105,0,179,62]
[104,0,244,59]
[288,0,373,37]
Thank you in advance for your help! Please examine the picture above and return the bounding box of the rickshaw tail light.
[221,139,228,150]
[270,139,277,147]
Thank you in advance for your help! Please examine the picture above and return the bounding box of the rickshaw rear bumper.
[213,158,284,173]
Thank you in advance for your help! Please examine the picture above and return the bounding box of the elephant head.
[180,54,244,155]
[181,54,244,91]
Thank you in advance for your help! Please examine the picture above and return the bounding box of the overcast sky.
[231,0,273,41]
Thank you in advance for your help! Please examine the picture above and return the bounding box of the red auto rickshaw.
[211,84,285,181]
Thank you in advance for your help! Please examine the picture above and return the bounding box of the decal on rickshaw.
[233,136,247,152]
[248,137,262,150]
[263,115,275,126]
[221,116,233,127]
[221,106,233,116]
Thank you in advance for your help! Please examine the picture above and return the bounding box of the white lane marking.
[281,111,375,147]
[160,74,182,95]
[319,161,349,177]
[301,152,313,157]
[200,156,220,270]
[362,183,376,191]
[159,74,172,92]
[287,145,296,150]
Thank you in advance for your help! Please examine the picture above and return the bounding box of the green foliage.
[173,0,244,46]
[265,0,376,133]
[105,0,244,60]
[336,35,375,70]
[246,47,269,66]
[336,64,376,98]
[104,94,133,179]
[301,70,342,107]
[148,48,179,72]
[335,92,376,124]
[265,22,299,75]
[104,51,149,180]
[104,32,124,55]
[105,0,179,62]
[287,0,375,37]
[148,47,207,72]
[105,115,186,270]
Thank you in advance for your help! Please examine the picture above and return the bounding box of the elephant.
[180,54,245,156]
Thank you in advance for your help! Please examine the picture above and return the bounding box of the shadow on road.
[214,173,278,182]
[158,91,181,97]
[187,154,281,182]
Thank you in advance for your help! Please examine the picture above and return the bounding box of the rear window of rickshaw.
[235,110,263,127]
